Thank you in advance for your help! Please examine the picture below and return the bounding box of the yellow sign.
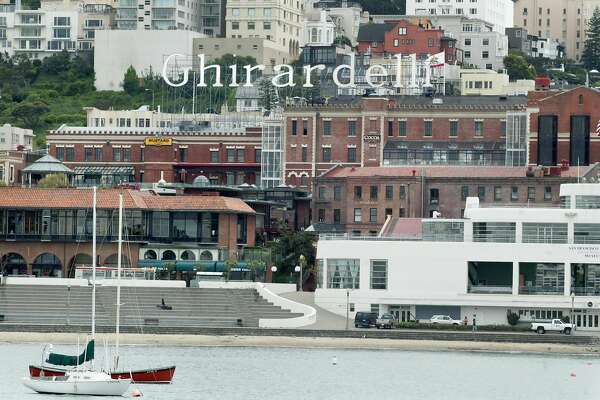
[144,137,172,146]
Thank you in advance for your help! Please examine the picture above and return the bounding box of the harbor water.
[1,342,599,399]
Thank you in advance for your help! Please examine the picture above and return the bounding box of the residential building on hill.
[512,0,600,61]
[115,0,200,31]
[225,0,304,58]
[311,0,366,45]
[0,124,34,151]
[460,69,535,96]
[405,0,514,34]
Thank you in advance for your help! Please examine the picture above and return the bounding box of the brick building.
[356,20,457,63]
[529,87,600,167]
[283,96,530,190]
[0,188,256,278]
[312,164,599,235]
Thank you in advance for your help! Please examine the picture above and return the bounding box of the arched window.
[161,250,176,261]
[144,250,157,260]
[579,94,584,105]
[200,250,213,261]
[311,28,318,42]
[181,250,196,261]
[1,253,27,275]
[32,253,62,277]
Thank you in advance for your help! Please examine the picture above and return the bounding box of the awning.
[73,166,135,175]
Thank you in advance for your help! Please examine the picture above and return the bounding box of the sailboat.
[23,188,131,396]
[29,191,176,384]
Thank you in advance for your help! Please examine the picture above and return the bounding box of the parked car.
[376,313,396,329]
[531,319,575,335]
[429,315,462,325]
[354,312,378,328]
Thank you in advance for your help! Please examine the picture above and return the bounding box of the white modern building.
[460,69,534,96]
[406,0,514,34]
[0,124,34,151]
[115,0,202,31]
[309,0,366,45]
[93,29,204,91]
[225,0,304,58]
[315,182,600,331]
[304,8,335,47]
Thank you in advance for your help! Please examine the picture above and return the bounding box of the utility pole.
[345,290,349,330]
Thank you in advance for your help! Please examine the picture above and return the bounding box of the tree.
[503,52,536,80]
[267,231,316,277]
[11,100,50,130]
[258,77,279,113]
[582,7,600,71]
[122,66,140,95]
[334,35,352,48]
[37,173,69,188]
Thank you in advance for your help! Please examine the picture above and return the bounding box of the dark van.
[354,312,377,328]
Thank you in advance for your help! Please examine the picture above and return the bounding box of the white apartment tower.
[406,0,514,34]
[513,0,600,61]
[115,0,202,31]
[225,0,304,58]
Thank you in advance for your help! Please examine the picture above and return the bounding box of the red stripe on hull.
[29,365,176,384]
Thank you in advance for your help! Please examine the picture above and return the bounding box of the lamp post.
[270,265,277,283]
[345,289,350,331]
[571,290,575,330]
[294,265,303,291]
[145,88,155,111]
[585,69,599,87]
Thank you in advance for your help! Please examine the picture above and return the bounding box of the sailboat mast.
[92,186,97,339]
[115,193,123,367]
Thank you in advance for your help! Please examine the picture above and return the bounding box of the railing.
[75,267,156,280]
[468,285,512,294]
[519,286,564,295]
[318,233,422,241]
[0,233,217,244]
[571,287,600,296]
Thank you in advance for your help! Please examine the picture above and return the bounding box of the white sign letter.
[332,53,356,89]
[366,64,387,88]
[272,64,295,88]
[162,53,190,87]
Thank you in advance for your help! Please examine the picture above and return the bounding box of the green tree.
[267,231,316,277]
[583,7,600,71]
[503,52,536,80]
[334,35,352,48]
[11,100,50,130]
[122,66,140,95]
[37,173,69,188]
[258,77,279,112]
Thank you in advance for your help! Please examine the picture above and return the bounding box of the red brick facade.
[529,87,600,166]
[284,96,528,191]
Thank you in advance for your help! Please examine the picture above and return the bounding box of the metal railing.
[519,286,564,295]
[468,285,512,294]
[571,287,600,296]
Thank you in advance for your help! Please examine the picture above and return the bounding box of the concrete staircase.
[0,285,303,328]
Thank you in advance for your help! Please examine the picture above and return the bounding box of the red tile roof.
[321,165,593,179]
[0,188,255,214]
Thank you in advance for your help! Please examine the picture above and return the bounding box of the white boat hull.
[23,375,130,396]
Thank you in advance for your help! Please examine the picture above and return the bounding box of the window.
[398,120,406,137]
[369,208,377,223]
[122,148,131,162]
[424,120,433,136]
[227,149,236,162]
[348,120,356,136]
[474,121,483,137]
[85,147,93,162]
[301,147,308,162]
[544,186,552,201]
[318,186,326,200]
[511,186,519,201]
[370,260,387,290]
[255,149,261,163]
[370,185,378,200]
[354,208,362,223]
[112,147,121,162]
[494,186,502,202]
[291,120,297,135]
[318,208,325,222]
[355,186,362,200]
[473,222,516,243]
[461,186,469,201]
[477,186,485,201]
[95,148,102,161]
[482,51,489,59]
[430,188,439,205]
[179,147,188,162]
[333,209,341,224]
[322,148,331,162]
[232,21,239,30]
[399,208,406,217]
[303,120,308,135]
[263,22,271,30]
[334,185,342,201]
[347,147,356,162]
[574,224,600,244]
[387,120,393,137]
[323,120,331,136]
[527,187,536,201]
[465,38,472,46]
[56,147,64,161]
[385,208,393,217]
[327,259,360,289]
[400,185,406,200]
[210,151,219,163]
[385,185,393,200]
[449,120,458,137]
[522,223,568,244]
[237,149,245,163]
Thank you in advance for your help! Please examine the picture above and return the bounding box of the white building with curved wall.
[315,182,600,330]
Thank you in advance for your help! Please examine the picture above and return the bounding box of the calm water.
[1,342,599,400]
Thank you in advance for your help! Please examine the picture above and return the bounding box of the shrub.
[507,312,520,326]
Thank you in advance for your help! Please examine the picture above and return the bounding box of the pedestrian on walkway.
[472,314,477,332]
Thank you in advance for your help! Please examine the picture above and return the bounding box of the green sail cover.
[46,340,95,366]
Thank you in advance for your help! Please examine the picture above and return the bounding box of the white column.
[568,222,574,244]
[512,261,519,296]
[515,221,523,243]
[564,263,571,297]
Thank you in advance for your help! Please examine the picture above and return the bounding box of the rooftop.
[319,165,597,179]
[0,188,255,214]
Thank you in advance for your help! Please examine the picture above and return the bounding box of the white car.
[429,315,462,325]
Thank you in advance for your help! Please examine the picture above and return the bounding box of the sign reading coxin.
[144,137,172,146]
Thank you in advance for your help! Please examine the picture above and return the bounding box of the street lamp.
[345,290,350,331]
[145,89,155,111]
[294,265,302,291]
[571,290,575,330]
[585,69,599,87]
